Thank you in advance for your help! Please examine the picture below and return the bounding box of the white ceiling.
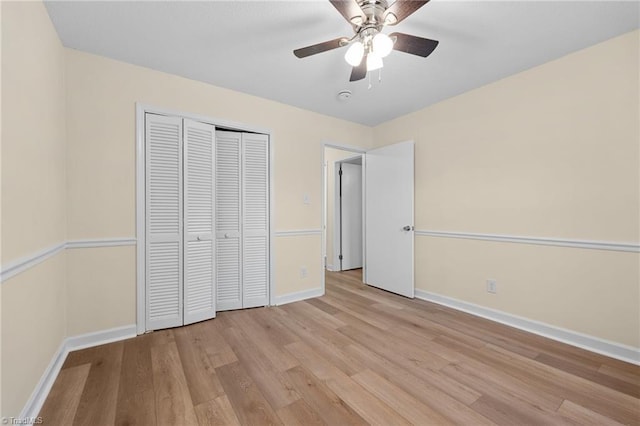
[45,1,639,126]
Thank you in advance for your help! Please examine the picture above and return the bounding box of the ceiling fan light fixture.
[372,32,393,57]
[367,52,384,71]
[344,41,365,66]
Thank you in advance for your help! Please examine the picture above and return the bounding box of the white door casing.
[364,141,415,298]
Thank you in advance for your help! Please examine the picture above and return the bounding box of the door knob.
[196,236,201,241]
[224,233,230,239]
[402,225,414,231]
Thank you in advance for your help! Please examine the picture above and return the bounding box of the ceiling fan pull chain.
[368,71,372,90]
[379,67,382,83]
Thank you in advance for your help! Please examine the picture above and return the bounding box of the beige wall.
[1,1,67,416]
[324,147,362,270]
[374,30,640,348]
[64,49,372,332]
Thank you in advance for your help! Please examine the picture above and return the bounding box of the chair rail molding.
[1,238,137,283]
[415,230,639,253]
[275,228,323,237]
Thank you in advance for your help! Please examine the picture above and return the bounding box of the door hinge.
[339,254,343,260]
[338,168,343,176]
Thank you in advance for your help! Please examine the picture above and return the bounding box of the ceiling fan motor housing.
[352,0,389,31]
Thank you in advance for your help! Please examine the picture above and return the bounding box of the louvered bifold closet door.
[242,133,270,308]
[215,131,243,311]
[145,114,183,330]
[183,119,216,325]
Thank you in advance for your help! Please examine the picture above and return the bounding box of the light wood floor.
[39,269,639,425]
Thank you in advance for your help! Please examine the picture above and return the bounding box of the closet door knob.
[224,233,230,239]
[196,236,201,241]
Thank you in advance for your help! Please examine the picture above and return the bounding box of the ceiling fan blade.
[294,38,345,58]
[349,58,367,82]
[390,32,439,57]
[384,0,429,25]
[329,0,365,25]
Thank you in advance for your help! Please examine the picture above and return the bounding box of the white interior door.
[183,119,216,325]
[145,114,184,330]
[340,162,363,270]
[242,133,270,308]
[215,131,243,311]
[364,141,414,298]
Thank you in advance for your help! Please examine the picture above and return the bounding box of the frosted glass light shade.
[366,52,383,71]
[373,33,393,58]
[344,42,364,66]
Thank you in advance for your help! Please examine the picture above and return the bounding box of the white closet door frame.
[136,104,274,334]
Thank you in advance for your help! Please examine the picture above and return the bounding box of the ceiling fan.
[293,0,439,82]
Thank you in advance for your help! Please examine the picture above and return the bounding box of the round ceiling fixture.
[337,90,352,102]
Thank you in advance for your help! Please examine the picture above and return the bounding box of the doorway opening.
[335,156,363,272]
[322,145,366,290]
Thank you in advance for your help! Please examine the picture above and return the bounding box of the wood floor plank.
[150,341,199,426]
[284,341,412,426]
[440,355,564,412]
[276,399,326,426]
[556,399,626,426]
[322,292,392,330]
[352,369,455,425]
[39,363,90,426]
[225,309,300,371]
[598,363,640,385]
[471,394,571,426]
[194,395,241,426]
[220,326,300,409]
[173,326,225,405]
[251,307,301,346]
[324,373,412,426]
[535,352,640,398]
[115,335,156,426]
[272,310,365,377]
[280,300,347,330]
[443,364,569,424]
[341,343,494,425]
[72,341,124,426]
[215,361,283,426]
[284,366,367,426]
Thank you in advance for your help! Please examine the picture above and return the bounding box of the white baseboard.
[325,264,335,272]
[274,287,324,306]
[415,289,640,365]
[18,339,68,424]
[65,324,137,352]
[19,324,137,423]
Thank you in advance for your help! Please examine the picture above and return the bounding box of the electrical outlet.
[300,266,308,279]
[486,279,497,294]
[303,193,311,205]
